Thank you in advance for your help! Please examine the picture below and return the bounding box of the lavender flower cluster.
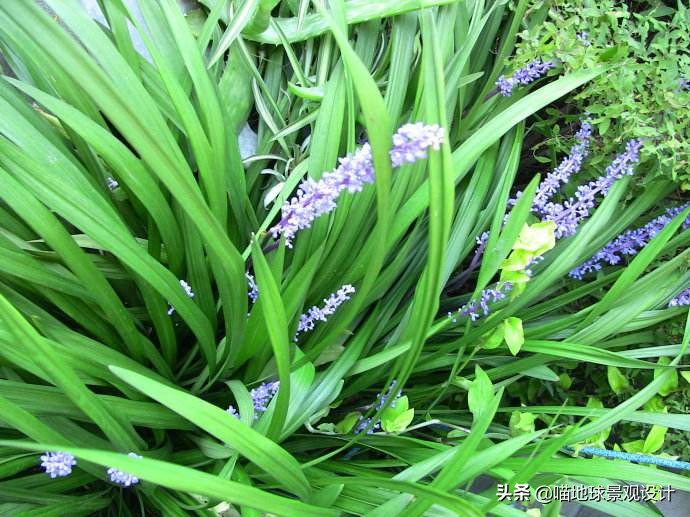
[41,450,142,487]
[354,417,380,434]
[167,279,195,315]
[107,452,142,487]
[496,59,555,97]
[294,284,355,341]
[354,380,402,435]
[227,380,280,420]
[570,203,690,279]
[249,381,280,414]
[375,380,401,410]
[680,77,690,90]
[541,139,643,238]
[577,32,591,46]
[453,124,644,321]
[669,287,690,308]
[246,272,259,303]
[106,176,119,191]
[389,123,445,167]
[487,120,592,267]
[532,122,593,215]
[448,282,513,323]
[270,123,444,247]
[40,452,76,478]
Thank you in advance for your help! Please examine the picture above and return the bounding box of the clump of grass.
[0,1,687,515]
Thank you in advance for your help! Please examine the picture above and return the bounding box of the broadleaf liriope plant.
[0,0,687,515]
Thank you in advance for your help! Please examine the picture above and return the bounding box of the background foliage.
[512,0,690,187]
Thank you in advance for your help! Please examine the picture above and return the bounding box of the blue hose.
[565,446,690,471]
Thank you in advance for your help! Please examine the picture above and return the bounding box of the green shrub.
[513,0,690,187]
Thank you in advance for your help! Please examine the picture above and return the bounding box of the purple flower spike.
[227,380,279,421]
[294,284,355,341]
[180,280,194,297]
[570,203,690,279]
[390,123,444,167]
[352,380,404,435]
[600,139,644,183]
[669,287,690,308]
[375,380,401,410]
[41,452,76,478]
[107,452,142,487]
[577,32,591,46]
[541,139,643,238]
[106,177,119,191]
[496,59,555,97]
[246,272,259,303]
[167,279,195,316]
[354,417,380,435]
[448,282,513,323]
[271,124,444,247]
[250,381,280,415]
[532,121,593,215]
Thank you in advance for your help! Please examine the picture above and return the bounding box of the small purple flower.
[40,452,76,478]
[577,32,591,46]
[541,139,643,238]
[246,272,259,303]
[106,177,119,190]
[167,279,195,316]
[449,232,490,290]
[389,123,444,167]
[496,59,555,97]
[448,282,513,323]
[669,287,690,308]
[532,121,593,215]
[352,380,403,435]
[180,280,194,297]
[270,124,444,247]
[107,452,142,487]
[354,417,380,435]
[294,284,355,341]
[570,203,690,279]
[469,122,595,279]
[226,381,280,420]
[375,380,401,411]
[476,231,489,248]
[525,255,544,277]
[680,77,690,90]
[250,381,280,414]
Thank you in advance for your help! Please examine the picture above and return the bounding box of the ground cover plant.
[0,0,688,515]
[511,0,690,187]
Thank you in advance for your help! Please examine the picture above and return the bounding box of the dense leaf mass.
[0,1,687,515]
